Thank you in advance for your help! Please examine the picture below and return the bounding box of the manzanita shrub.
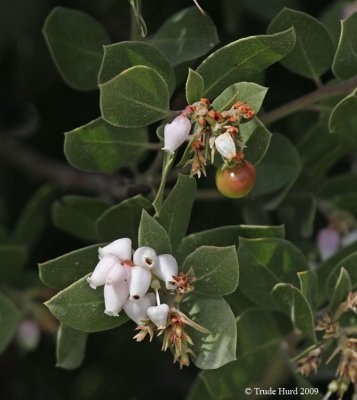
[1,1,357,399]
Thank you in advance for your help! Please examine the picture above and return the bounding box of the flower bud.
[123,293,156,325]
[152,254,178,290]
[133,246,158,269]
[162,115,191,154]
[16,320,41,351]
[147,304,170,329]
[317,228,341,260]
[104,281,129,317]
[214,132,236,160]
[129,266,152,301]
[87,254,118,289]
[99,238,132,260]
[341,229,357,248]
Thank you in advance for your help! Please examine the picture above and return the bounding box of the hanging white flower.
[133,246,158,269]
[214,132,236,160]
[123,293,156,325]
[87,254,118,289]
[147,304,170,329]
[129,266,152,301]
[104,280,130,317]
[317,228,341,260]
[152,254,178,290]
[99,238,132,260]
[162,115,191,154]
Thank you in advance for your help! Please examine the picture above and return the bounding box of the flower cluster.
[162,98,256,178]
[87,238,206,367]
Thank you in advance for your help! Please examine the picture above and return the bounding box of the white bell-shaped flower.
[129,266,152,301]
[162,115,191,154]
[133,246,158,269]
[152,254,178,290]
[99,238,132,260]
[104,280,129,317]
[317,228,341,260]
[215,132,236,160]
[147,304,170,329]
[87,254,118,289]
[123,293,156,325]
[341,229,357,247]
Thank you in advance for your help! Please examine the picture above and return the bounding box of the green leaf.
[46,276,128,332]
[39,244,101,290]
[185,69,204,104]
[148,6,219,66]
[158,174,196,253]
[181,293,237,369]
[56,323,88,370]
[239,117,272,165]
[43,7,110,91]
[128,0,147,38]
[329,89,357,133]
[0,293,21,353]
[96,195,152,245]
[272,283,316,342]
[238,238,307,308]
[267,8,334,82]
[251,133,301,197]
[326,251,357,294]
[10,185,55,248]
[200,308,281,398]
[197,27,296,97]
[98,41,175,94]
[332,13,357,80]
[316,242,357,305]
[211,82,268,113]
[138,210,171,254]
[298,270,318,312]
[64,117,149,172]
[329,267,352,315]
[100,66,169,128]
[186,377,215,400]
[182,246,239,296]
[52,195,110,242]
[177,224,285,265]
[0,245,28,283]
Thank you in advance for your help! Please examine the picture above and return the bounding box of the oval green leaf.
[100,66,170,128]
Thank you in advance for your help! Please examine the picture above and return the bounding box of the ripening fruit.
[215,162,256,199]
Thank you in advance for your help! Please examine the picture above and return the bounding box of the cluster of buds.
[161,97,256,178]
[87,238,206,367]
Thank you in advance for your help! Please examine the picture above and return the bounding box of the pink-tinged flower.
[16,320,41,351]
[106,263,131,285]
[317,228,341,261]
[341,229,357,248]
[87,254,118,289]
[129,266,152,301]
[99,238,132,260]
[133,246,158,269]
[162,115,191,154]
[147,304,170,329]
[214,132,236,160]
[123,293,156,325]
[104,280,130,317]
[152,254,178,290]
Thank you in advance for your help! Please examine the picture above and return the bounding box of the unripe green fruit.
[215,162,256,198]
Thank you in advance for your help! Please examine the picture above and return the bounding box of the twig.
[261,76,357,126]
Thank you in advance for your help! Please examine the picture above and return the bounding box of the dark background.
[0,1,347,399]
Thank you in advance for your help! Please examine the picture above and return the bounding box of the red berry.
[215,162,256,198]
